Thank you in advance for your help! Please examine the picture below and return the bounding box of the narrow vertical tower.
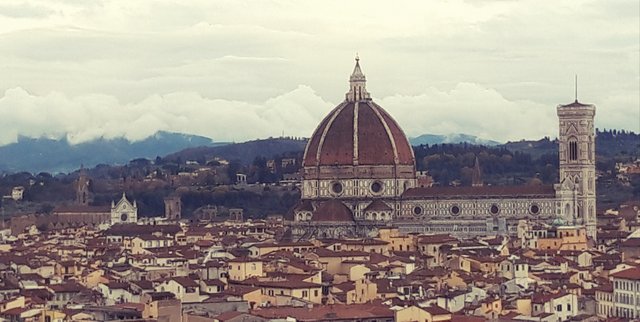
[471,156,483,187]
[557,96,597,239]
[76,167,91,206]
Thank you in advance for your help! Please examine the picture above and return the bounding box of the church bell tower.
[557,91,597,239]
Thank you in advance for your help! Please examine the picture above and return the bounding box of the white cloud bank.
[1,81,635,146]
[0,0,637,145]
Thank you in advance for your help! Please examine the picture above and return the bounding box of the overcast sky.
[0,0,638,145]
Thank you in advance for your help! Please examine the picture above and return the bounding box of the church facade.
[289,58,596,240]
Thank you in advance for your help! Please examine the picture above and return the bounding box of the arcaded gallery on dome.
[288,58,597,241]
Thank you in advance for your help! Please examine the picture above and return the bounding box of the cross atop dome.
[346,55,370,102]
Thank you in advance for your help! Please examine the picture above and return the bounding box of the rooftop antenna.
[574,74,578,102]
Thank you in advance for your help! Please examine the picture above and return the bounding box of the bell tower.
[557,89,597,239]
[76,166,92,206]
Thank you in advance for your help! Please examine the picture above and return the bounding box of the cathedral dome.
[303,58,414,169]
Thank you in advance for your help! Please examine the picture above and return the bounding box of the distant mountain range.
[163,138,308,165]
[1,130,636,174]
[409,133,501,146]
[0,131,219,174]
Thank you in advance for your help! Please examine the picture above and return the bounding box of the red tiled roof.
[228,257,262,263]
[171,277,198,288]
[49,282,86,293]
[424,305,451,315]
[340,238,388,245]
[105,224,182,236]
[403,184,556,199]
[223,285,260,297]
[203,279,226,287]
[252,302,393,321]
[418,234,459,244]
[559,100,593,108]
[611,267,640,281]
[303,101,414,168]
[621,238,640,247]
[214,311,245,321]
[532,291,569,304]
[53,205,110,213]
[239,278,321,290]
[363,200,392,212]
[312,200,354,222]
[312,248,370,258]
[252,241,315,248]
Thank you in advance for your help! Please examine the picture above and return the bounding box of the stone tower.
[557,97,596,239]
[76,167,91,206]
[164,194,182,220]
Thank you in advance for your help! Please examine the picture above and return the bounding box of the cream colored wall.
[348,265,370,282]
[379,229,416,253]
[243,289,263,308]
[395,306,432,322]
[229,261,263,281]
[354,278,377,304]
[444,272,467,289]
[481,299,502,318]
[516,298,532,316]
[342,243,387,254]
[322,256,343,275]
[83,269,106,288]
[40,310,66,322]
[262,286,322,304]
[2,296,25,313]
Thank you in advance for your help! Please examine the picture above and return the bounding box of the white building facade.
[110,193,138,225]
[290,58,597,240]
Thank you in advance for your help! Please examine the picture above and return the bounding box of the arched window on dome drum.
[568,138,578,161]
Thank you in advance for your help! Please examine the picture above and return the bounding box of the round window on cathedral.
[331,182,343,195]
[413,206,423,216]
[121,213,128,221]
[450,205,460,215]
[529,204,540,215]
[371,181,383,194]
[490,204,500,215]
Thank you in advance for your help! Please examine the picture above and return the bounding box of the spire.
[472,156,483,187]
[346,55,370,102]
[574,74,578,103]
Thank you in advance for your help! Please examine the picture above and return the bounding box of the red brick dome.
[303,101,414,167]
[303,58,414,168]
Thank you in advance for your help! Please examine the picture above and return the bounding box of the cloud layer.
[2,81,635,146]
[0,0,637,145]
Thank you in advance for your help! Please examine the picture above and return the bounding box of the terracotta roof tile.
[403,185,556,198]
[611,267,640,281]
[312,200,354,222]
[252,302,393,321]
[303,101,414,167]
[363,200,392,212]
